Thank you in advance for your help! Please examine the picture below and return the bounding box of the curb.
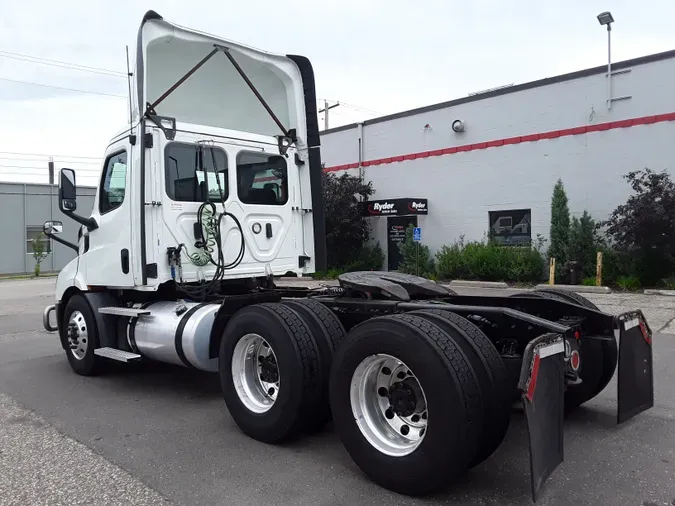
[278,276,314,281]
[644,289,675,297]
[535,284,611,294]
[448,280,509,289]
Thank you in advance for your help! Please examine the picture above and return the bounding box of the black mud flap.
[518,333,566,502]
[616,310,654,424]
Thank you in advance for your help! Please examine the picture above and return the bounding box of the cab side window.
[99,151,127,214]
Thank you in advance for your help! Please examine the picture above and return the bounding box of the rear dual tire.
[510,289,618,411]
[330,312,508,496]
[220,300,345,443]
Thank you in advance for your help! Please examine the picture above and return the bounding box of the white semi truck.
[42,11,654,501]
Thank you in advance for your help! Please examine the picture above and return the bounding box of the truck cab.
[49,10,325,300]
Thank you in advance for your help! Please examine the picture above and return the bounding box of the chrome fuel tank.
[131,301,219,372]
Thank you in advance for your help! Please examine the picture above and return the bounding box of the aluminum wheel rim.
[231,333,280,414]
[67,311,89,360]
[350,354,428,457]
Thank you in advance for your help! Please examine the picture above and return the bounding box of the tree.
[604,169,675,286]
[567,211,602,278]
[548,178,570,267]
[322,172,375,269]
[31,232,50,277]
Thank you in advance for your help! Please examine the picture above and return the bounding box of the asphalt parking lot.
[1,278,674,506]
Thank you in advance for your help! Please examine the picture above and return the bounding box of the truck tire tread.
[281,299,346,429]
[411,309,510,467]
[330,313,482,496]
[220,302,322,442]
[535,288,599,310]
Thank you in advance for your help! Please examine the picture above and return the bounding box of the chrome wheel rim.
[231,333,279,414]
[67,311,89,360]
[350,354,428,457]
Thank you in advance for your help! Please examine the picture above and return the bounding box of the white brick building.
[319,50,675,270]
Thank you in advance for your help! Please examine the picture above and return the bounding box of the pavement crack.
[658,314,675,332]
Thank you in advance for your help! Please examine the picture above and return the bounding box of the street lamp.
[597,11,614,110]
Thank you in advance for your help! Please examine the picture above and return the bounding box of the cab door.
[83,140,134,287]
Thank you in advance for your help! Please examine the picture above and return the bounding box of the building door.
[387,216,417,271]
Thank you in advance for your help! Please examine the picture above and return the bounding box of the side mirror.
[59,168,77,212]
[43,221,63,235]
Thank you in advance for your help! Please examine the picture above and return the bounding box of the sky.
[1,0,675,185]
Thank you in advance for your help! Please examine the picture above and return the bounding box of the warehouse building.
[320,50,675,270]
[0,183,94,275]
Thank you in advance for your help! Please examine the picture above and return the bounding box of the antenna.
[125,46,133,132]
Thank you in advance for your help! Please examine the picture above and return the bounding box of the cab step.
[98,307,151,317]
[94,347,142,362]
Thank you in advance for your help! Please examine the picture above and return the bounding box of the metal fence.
[0,183,95,275]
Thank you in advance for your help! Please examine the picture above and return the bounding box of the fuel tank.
[131,301,219,372]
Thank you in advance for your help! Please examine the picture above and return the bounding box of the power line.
[0,157,100,165]
[339,101,383,116]
[0,151,102,160]
[0,50,126,77]
[0,77,126,98]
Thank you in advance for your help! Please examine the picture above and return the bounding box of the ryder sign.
[363,198,428,216]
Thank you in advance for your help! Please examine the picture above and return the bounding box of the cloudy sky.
[1,0,674,185]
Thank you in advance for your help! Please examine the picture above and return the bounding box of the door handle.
[266,223,273,238]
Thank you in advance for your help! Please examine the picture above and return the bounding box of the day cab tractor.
[41,11,654,501]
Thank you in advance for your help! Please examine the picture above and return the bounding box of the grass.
[0,272,58,281]
[616,276,641,291]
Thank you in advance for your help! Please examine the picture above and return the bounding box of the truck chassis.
[43,270,654,501]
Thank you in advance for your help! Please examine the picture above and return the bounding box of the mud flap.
[518,333,565,502]
[616,310,654,424]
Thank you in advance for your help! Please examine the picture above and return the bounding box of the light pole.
[597,11,615,110]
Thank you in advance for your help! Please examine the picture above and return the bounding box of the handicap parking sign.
[413,227,422,242]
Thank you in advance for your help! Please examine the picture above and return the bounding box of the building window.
[489,209,531,245]
[26,226,51,254]
[165,143,228,202]
[237,151,288,205]
[99,151,128,214]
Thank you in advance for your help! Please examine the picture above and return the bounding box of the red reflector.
[570,350,580,371]
[526,353,541,402]
[574,330,581,340]
[639,321,651,345]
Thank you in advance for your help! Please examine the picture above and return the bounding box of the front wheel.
[61,294,103,376]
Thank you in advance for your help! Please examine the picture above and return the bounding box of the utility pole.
[48,157,54,185]
[319,100,340,130]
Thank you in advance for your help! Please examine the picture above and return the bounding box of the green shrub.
[617,276,641,291]
[661,277,675,290]
[582,277,597,286]
[435,238,545,283]
[344,243,385,272]
[398,225,435,277]
[436,237,468,280]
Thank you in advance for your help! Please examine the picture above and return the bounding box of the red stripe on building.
[322,112,675,173]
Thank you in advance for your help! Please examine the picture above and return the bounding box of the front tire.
[330,314,483,496]
[61,294,103,376]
